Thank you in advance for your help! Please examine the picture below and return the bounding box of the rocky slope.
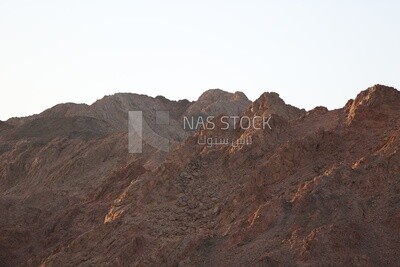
[1,85,400,266]
[0,89,250,266]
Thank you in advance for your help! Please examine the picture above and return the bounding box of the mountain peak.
[232,91,249,102]
[198,89,248,102]
[245,91,305,121]
[197,89,224,102]
[257,92,285,106]
[346,84,400,125]
[186,89,251,117]
[352,84,400,107]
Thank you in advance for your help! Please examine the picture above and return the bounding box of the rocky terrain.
[1,85,400,266]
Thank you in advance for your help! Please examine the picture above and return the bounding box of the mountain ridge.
[1,84,400,266]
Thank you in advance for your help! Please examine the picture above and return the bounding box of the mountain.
[1,85,400,266]
[0,89,250,266]
[185,89,250,118]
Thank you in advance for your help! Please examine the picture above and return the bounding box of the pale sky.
[1,0,399,120]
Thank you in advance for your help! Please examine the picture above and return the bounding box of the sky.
[1,0,399,120]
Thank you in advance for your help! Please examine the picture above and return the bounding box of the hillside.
[1,85,400,266]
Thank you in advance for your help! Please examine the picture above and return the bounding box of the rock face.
[346,84,400,127]
[185,89,251,118]
[1,85,400,266]
[245,91,305,121]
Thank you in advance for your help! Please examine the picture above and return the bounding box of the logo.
[128,111,272,153]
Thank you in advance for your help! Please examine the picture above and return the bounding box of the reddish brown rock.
[1,85,400,266]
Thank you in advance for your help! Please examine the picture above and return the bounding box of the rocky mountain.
[0,89,250,266]
[1,85,400,266]
[185,89,250,119]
